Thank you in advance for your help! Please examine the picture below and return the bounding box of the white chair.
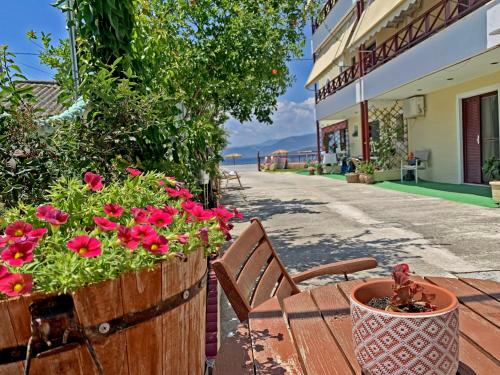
[401,150,430,183]
[220,169,243,190]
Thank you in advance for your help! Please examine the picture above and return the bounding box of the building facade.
[308,0,500,184]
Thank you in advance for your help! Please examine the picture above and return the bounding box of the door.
[462,92,500,184]
[462,96,482,183]
[481,93,500,181]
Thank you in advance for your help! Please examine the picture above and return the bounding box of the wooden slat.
[249,298,302,374]
[458,335,500,374]
[425,277,500,327]
[222,220,264,276]
[336,279,365,300]
[274,278,294,301]
[120,266,163,375]
[310,285,361,374]
[237,241,272,300]
[460,278,500,302]
[456,304,500,361]
[283,291,354,375]
[73,278,129,375]
[214,323,254,375]
[0,301,23,375]
[251,258,282,308]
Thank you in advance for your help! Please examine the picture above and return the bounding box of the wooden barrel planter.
[0,249,207,375]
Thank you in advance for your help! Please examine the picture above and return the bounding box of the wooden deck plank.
[460,278,500,302]
[336,279,365,300]
[249,298,302,374]
[425,277,500,327]
[282,291,354,375]
[458,335,500,374]
[456,303,500,362]
[310,285,361,374]
[214,323,254,375]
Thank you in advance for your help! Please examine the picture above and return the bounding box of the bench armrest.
[291,257,378,284]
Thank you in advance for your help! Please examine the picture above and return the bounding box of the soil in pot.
[368,296,429,313]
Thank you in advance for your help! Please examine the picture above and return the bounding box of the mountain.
[223,133,317,161]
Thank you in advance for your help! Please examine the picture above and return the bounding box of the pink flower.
[219,221,234,241]
[126,167,142,177]
[189,205,214,222]
[0,236,9,249]
[67,236,102,258]
[27,228,48,242]
[93,217,118,231]
[44,209,69,226]
[5,221,33,238]
[162,206,179,216]
[131,208,149,224]
[84,172,104,191]
[148,211,173,228]
[117,226,140,250]
[103,203,124,218]
[197,227,209,244]
[181,200,200,213]
[177,233,189,244]
[0,273,33,297]
[36,204,56,220]
[142,235,169,254]
[233,208,244,220]
[0,265,10,279]
[131,225,156,241]
[166,187,193,200]
[1,241,35,266]
[213,206,234,222]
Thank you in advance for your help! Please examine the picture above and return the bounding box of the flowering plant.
[0,170,242,298]
[388,263,437,313]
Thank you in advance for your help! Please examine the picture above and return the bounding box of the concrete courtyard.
[219,164,500,337]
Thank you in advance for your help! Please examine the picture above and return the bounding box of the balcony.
[312,0,357,51]
[316,0,494,104]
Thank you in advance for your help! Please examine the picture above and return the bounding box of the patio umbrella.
[224,153,242,166]
[272,149,288,155]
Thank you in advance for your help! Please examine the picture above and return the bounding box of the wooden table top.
[244,277,500,375]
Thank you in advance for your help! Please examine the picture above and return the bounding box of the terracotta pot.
[308,168,315,175]
[346,173,360,183]
[350,279,459,375]
[316,167,323,175]
[359,173,367,183]
[365,174,375,184]
[490,181,500,202]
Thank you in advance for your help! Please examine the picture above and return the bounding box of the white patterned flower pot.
[350,280,459,375]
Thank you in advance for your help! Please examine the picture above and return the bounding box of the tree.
[47,0,312,184]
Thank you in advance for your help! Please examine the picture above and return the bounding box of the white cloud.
[225,97,316,147]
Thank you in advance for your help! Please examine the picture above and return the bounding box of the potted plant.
[350,264,459,375]
[0,169,240,374]
[315,162,323,175]
[359,161,375,184]
[357,162,367,183]
[345,172,360,183]
[307,165,315,175]
[482,156,500,202]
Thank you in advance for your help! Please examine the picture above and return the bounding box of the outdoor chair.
[213,218,378,322]
[220,169,243,190]
[400,150,430,183]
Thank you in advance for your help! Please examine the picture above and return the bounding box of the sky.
[0,1,316,147]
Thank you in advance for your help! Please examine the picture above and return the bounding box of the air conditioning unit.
[403,96,425,118]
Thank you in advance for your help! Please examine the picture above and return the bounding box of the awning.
[305,21,356,87]
[349,0,419,50]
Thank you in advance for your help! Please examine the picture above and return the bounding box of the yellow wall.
[348,116,363,157]
[409,70,500,183]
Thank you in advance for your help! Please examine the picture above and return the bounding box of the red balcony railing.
[315,0,492,103]
[312,0,338,33]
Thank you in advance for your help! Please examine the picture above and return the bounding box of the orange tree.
[46,0,311,184]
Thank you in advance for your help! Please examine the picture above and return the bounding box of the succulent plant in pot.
[482,156,500,202]
[350,264,459,375]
